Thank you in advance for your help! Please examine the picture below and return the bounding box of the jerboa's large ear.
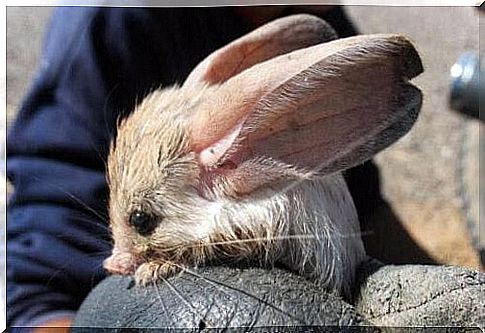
[184,14,337,87]
[190,34,423,196]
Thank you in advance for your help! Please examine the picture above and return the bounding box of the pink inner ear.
[192,34,423,196]
[198,120,246,168]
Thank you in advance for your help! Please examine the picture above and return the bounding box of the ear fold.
[190,33,423,196]
[184,14,337,87]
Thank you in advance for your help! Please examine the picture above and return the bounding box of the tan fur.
[103,14,422,297]
[105,84,365,295]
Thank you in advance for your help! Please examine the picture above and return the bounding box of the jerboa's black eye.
[129,210,158,236]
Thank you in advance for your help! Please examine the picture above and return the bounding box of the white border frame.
[2,1,482,332]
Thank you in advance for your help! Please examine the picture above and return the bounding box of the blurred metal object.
[449,53,481,121]
[451,52,484,267]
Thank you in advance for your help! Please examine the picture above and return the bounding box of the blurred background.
[4,5,482,284]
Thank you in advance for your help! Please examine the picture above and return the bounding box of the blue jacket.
[7,6,359,328]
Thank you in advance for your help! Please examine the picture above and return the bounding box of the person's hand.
[32,316,72,333]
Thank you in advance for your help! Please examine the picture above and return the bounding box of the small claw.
[134,262,181,286]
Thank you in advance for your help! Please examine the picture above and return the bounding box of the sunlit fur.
[106,83,366,296]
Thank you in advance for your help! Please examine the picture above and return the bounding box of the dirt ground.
[5,6,482,270]
[346,6,481,269]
